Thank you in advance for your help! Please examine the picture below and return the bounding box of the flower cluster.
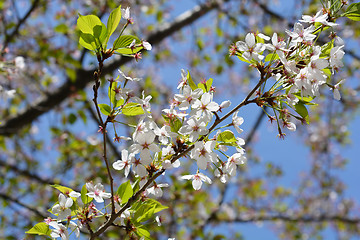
[231,9,345,135]
[112,69,247,191]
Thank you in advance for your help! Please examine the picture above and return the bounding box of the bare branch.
[0,0,222,136]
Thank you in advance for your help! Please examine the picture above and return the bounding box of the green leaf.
[237,55,251,64]
[198,78,213,92]
[122,102,144,116]
[136,225,151,239]
[115,46,143,55]
[330,0,342,14]
[113,35,140,50]
[117,181,133,204]
[294,102,309,124]
[98,103,112,116]
[162,114,182,133]
[344,3,360,21]
[77,14,107,49]
[134,199,168,223]
[265,53,279,62]
[293,93,317,105]
[187,70,197,90]
[79,32,98,51]
[217,130,237,144]
[108,82,123,108]
[26,222,51,237]
[81,184,93,204]
[106,6,122,44]
[320,40,334,58]
[51,184,74,195]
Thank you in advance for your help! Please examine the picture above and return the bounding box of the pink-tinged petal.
[192,178,202,190]
[94,195,104,203]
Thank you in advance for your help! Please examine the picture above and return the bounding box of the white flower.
[117,69,141,82]
[146,183,169,197]
[332,79,345,100]
[191,92,219,122]
[14,56,25,69]
[329,46,344,72]
[121,7,130,20]
[162,159,180,169]
[132,92,152,116]
[86,182,111,203]
[49,222,69,240]
[174,85,203,110]
[232,111,244,134]
[154,125,177,145]
[52,193,73,220]
[190,141,217,170]
[286,23,316,43]
[300,10,328,25]
[69,191,81,198]
[285,121,297,131]
[178,117,208,142]
[113,149,134,177]
[129,131,161,165]
[142,41,152,50]
[236,33,265,61]
[225,152,247,176]
[180,172,212,190]
[0,85,16,101]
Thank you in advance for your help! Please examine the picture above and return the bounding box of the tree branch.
[0,0,222,136]
[0,158,57,186]
[1,0,41,54]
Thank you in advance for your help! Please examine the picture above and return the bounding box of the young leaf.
[187,70,197,90]
[117,180,133,204]
[115,46,143,55]
[217,130,237,143]
[79,32,98,51]
[198,78,213,92]
[344,3,360,21]
[113,35,140,50]
[106,6,122,44]
[136,225,151,239]
[26,222,51,237]
[294,102,309,124]
[81,184,93,204]
[77,14,107,49]
[122,102,144,116]
[98,103,112,116]
[264,53,279,62]
[51,184,74,195]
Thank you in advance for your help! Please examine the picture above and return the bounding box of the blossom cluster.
[231,9,345,134]
[113,69,247,192]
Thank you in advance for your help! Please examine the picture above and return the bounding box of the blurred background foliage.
[0,0,360,239]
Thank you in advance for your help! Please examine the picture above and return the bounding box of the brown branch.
[0,158,57,186]
[2,0,41,54]
[0,192,47,219]
[0,0,223,136]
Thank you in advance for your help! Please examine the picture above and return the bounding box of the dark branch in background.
[0,192,47,219]
[1,0,41,54]
[0,158,57,186]
[0,0,223,136]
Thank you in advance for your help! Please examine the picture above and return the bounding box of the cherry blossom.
[86,182,111,203]
[180,172,212,190]
[236,33,265,61]
[52,193,73,220]
[113,149,134,177]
